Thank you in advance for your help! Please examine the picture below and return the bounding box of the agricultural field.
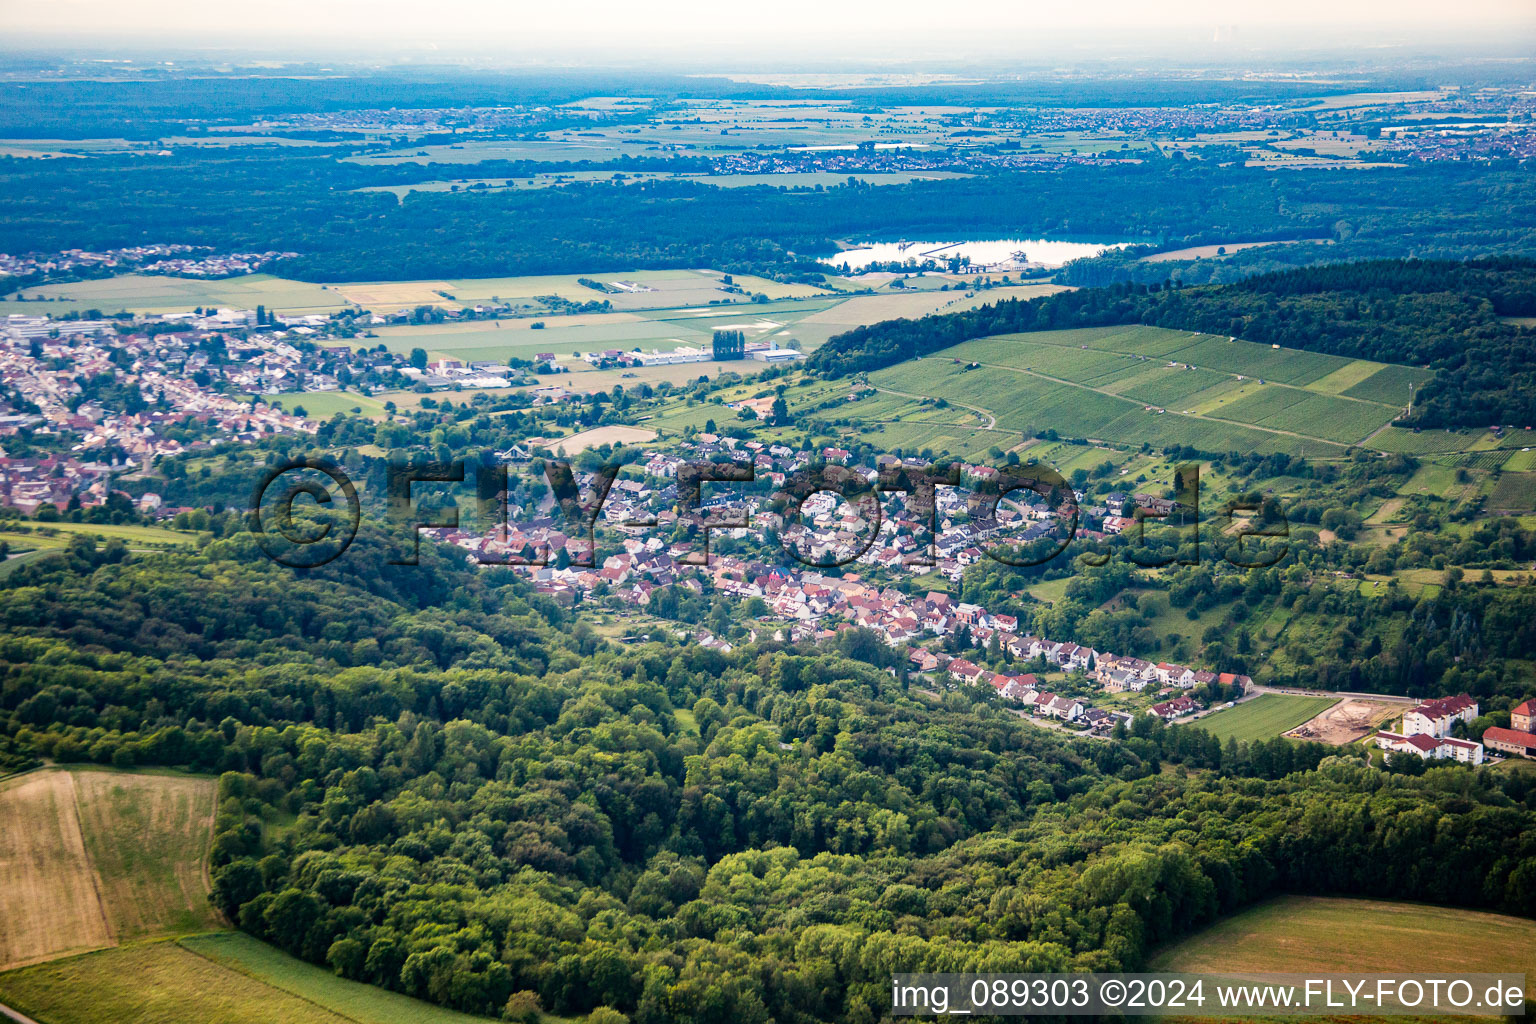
[1151,895,1536,978]
[1,273,350,316]
[183,932,501,1024]
[0,520,199,554]
[1142,240,1294,262]
[343,268,828,311]
[1181,694,1339,743]
[0,771,113,970]
[71,770,222,941]
[0,942,357,1024]
[1487,471,1536,511]
[0,768,218,971]
[0,938,508,1024]
[863,326,1440,456]
[550,425,658,455]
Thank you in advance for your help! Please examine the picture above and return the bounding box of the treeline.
[809,257,1536,430]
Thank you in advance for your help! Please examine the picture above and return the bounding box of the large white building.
[1374,730,1484,765]
[1402,694,1479,737]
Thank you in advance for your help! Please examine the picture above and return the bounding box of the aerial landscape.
[1,0,1536,1021]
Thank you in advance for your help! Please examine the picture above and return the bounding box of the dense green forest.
[1,529,1534,1022]
[809,257,1536,430]
[4,151,1535,284]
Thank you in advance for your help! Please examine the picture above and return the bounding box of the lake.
[825,238,1127,272]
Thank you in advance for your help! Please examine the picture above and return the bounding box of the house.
[995,673,1039,702]
[947,659,985,684]
[1045,695,1085,722]
[1150,696,1198,719]
[1083,709,1132,733]
[1402,694,1479,738]
[1483,726,1536,759]
[1374,730,1484,765]
[1512,699,1536,733]
[1103,669,1144,693]
[908,648,940,673]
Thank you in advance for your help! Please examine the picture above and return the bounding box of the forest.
[1,527,1534,1023]
[5,150,1536,286]
[808,257,1536,430]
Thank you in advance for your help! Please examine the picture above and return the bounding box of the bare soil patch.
[1285,698,1400,745]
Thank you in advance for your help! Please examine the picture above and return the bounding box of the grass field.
[0,520,199,549]
[1151,895,1536,977]
[1,274,349,316]
[0,768,217,970]
[0,942,356,1024]
[183,932,500,1024]
[1181,694,1339,743]
[0,934,524,1024]
[263,390,392,419]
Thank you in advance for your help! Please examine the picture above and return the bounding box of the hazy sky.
[4,0,1534,56]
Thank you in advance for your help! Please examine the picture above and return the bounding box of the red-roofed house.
[1150,696,1198,720]
[1512,700,1536,733]
[1403,694,1479,737]
[1374,729,1484,765]
[1483,726,1536,759]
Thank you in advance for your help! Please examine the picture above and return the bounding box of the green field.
[1181,694,1339,742]
[183,933,502,1024]
[0,936,510,1024]
[1151,895,1536,977]
[1488,471,1536,511]
[1,273,349,316]
[862,326,1425,456]
[0,520,198,552]
[261,390,392,419]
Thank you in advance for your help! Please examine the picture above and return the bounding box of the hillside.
[808,258,1536,431]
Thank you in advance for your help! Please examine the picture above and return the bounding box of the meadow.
[0,937,516,1024]
[1180,694,1340,743]
[2,273,349,316]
